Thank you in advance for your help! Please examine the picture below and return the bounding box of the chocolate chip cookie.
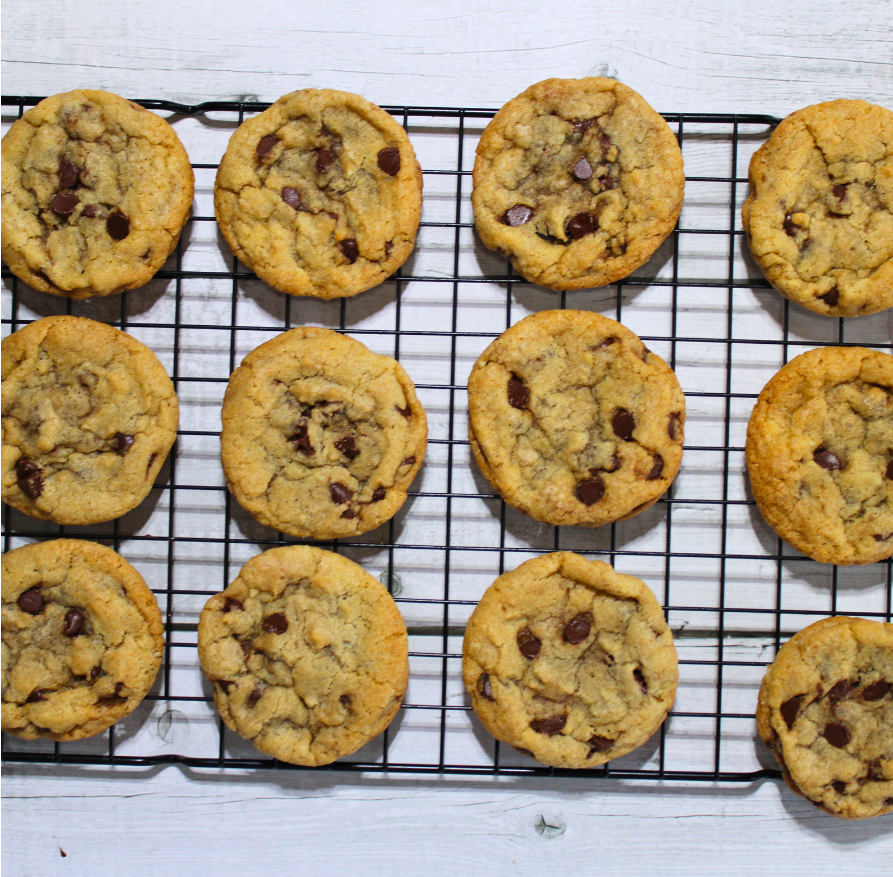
[197,544,409,766]
[2,315,179,525]
[214,88,422,299]
[221,326,426,539]
[472,77,684,290]
[742,99,893,317]
[462,551,677,769]
[745,346,893,565]
[757,615,893,819]
[467,309,685,527]
[1,89,194,299]
[2,538,164,741]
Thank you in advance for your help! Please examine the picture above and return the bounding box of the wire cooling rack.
[2,97,891,781]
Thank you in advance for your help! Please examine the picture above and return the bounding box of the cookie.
[197,545,409,766]
[1,89,194,300]
[467,309,685,527]
[745,346,893,565]
[2,315,179,525]
[462,551,677,769]
[741,99,893,317]
[214,88,422,299]
[221,326,426,539]
[756,616,893,819]
[472,77,684,290]
[2,539,164,741]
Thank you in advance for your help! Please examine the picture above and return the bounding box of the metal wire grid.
[2,98,891,781]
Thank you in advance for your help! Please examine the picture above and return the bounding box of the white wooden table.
[2,2,891,874]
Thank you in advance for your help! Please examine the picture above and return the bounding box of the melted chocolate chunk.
[335,436,360,460]
[633,668,648,693]
[780,695,803,729]
[595,337,616,350]
[782,213,800,236]
[813,449,842,470]
[223,598,243,613]
[886,459,893,480]
[17,587,45,615]
[340,509,357,519]
[113,432,135,455]
[82,204,99,218]
[256,135,278,159]
[612,409,635,441]
[25,689,48,704]
[58,159,81,189]
[51,192,79,215]
[601,176,617,191]
[89,666,103,682]
[647,455,664,481]
[517,626,541,659]
[316,148,336,173]
[239,640,252,661]
[15,457,43,499]
[587,734,614,755]
[16,457,43,479]
[377,147,401,175]
[371,487,387,502]
[832,183,849,200]
[290,426,313,455]
[573,118,597,135]
[246,686,264,708]
[822,722,850,748]
[329,482,353,504]
[563,612,593,644]
[401,455,416,467]
[107,211,130,241]
[501,204,533,227]
[63,608,85,637]
[339,238,359,263]
[818,288,839,307]
[572,156,593,181]
[863,679,890,701]
[531,715,566,736]
[262,613,288,634]
[826,680,851,703]
[507,376,529,409]
[668,412,683,441]
[281,187,302,210]
[576,475,605,506]
[478,673,494,701]
[567,211,595,239]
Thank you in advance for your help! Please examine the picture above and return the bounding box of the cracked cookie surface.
[745,346,893,565]
[197,545,409,766]
[1,89,194,299]
[472,77,684,290]
[221,326,427,539]
[214,88,422,299]
[2,315,179,525]
[2,538,164,741]
[462,552,677,769]
[756,616,893,819]
[467,310,685,527]
[742,99,893,317]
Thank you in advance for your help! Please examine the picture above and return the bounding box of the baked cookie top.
[221,326,427,540]
[467,309,685,527]
[472,77,684,290]
[756,615,893,819]
[1,89,194,300]
[462,551,678,769]
[2,315,179,526]
[214,88,423,299]
[2,538,164,741]
[197,545,409,766]
[742,99,893,317]
[745,346,893,565]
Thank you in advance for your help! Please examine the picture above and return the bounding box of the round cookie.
[221,326,427,539]
[214,88,423,299]
[2,539,164,741]
[756,616,893,819]
[472,77,684,290]
[741,99,893,317]
[745,346,893,565]
[197,545,409,766]
[462,551,678,769]
[2,315,179,525]
[467,309,685,527]
[1,89,194,300]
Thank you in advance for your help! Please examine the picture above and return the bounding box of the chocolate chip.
[863,679,890,701]
[567,211,595,239]
[329,482,353,504]
[223,598,243,613]
[63,608,85,637]
[605,455,622,472]
[246,686,264,707]
[818,288,839,307]
[612,409,635,441]
[281,187,302,210]
[531,715,566,736]
[335,436,360,460]
[595,337,616,350]
[587,735,614,755]
[339,239,359,263]
[106,211,130,241]
[26,689,48,703]
[832,183,848,200]
[341,509,356,519]
[507,377,529,409]
[82,204,99,218]
[58,159,81,189]
[668,412,683,441]
[396,404,412,419]
[239,640,252,661]
[262,613,288,634]
[479,673,494,701]
[500,204,533,227]
[377,147,401,175]
[813,449,842,470]
[51,192,79,215]
[17,587,45,615]
[826,680,851,703]
[572,156,593,181]
[401,455,416,467]
[887,460,893,480]
[647,455,664,481]
[371,487,387,502]
[563,612,593,644]
[783,213,800,236]
[780,695,803,729]
[290,426,313,455]
[517,626,541,659]
[573,118,597,135]
[831,780,848,794]
[256,135,278,159]
[822,723,850,748]
[576,475,605,506]
[316,148,336,173]
[15,457,43,499]
[601,176,617,191]
[633,668,647,694]
[88,666,102,682]
[113,432,135,455]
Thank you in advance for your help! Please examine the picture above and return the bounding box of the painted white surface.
[2,1,892,874]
